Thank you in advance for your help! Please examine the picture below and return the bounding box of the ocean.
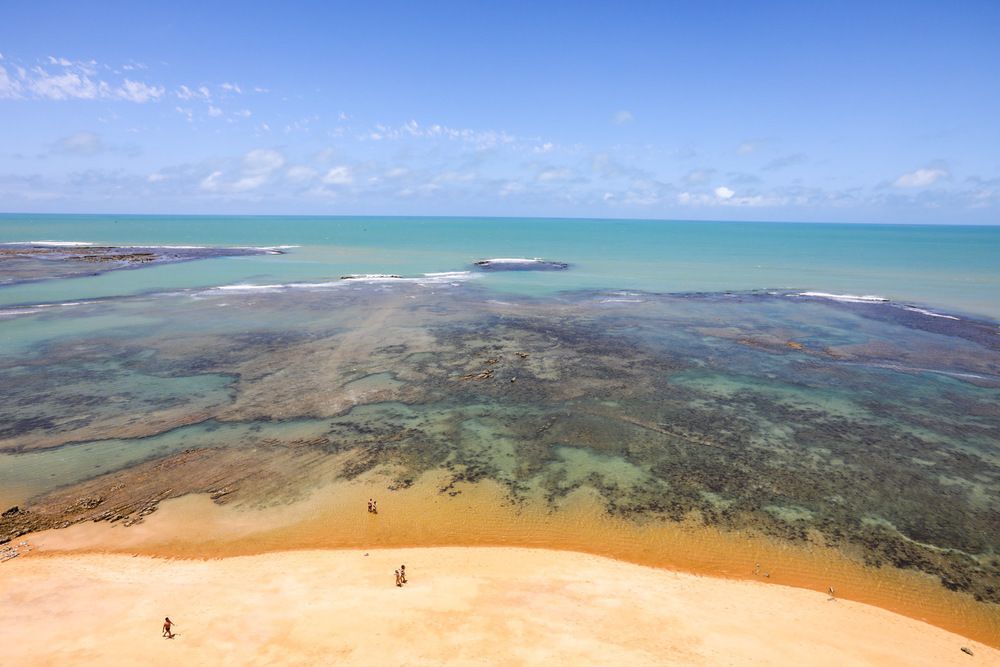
[1,214,998,317]
[1,214,998,643]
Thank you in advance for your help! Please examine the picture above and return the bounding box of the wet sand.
[2,547,996,666]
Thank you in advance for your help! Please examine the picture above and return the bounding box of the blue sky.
[1,1,998,222]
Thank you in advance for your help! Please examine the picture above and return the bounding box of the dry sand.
[2,547,996,666]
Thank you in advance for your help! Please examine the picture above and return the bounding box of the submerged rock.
[473,258,569,271]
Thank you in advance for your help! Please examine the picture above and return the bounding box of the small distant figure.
[394,569,402,587]
[399,564,407,584]
[371,500,378,514]
[827,586,836,601]
[367,498,373,513]
[162,617,175,639]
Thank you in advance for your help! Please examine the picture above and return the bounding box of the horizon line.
[1,211,998,228]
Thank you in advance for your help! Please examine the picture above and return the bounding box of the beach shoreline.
[13,478,1000,650]
[2,546,996,666]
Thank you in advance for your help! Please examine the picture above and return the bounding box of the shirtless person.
[399,564,407,584]
[162,617,175,638]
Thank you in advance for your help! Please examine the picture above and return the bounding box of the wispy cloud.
[175,84,211,101]
[612,110,634,125]
[893,167,948,188]
[322,165,353,185]
[52,131,104,155]
[363,120,516,149]
[1,57,165,102]
[761,153,807,171]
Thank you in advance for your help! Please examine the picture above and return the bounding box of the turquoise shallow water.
[1,214,998,318]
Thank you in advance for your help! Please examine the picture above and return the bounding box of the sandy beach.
[2,546,996,666]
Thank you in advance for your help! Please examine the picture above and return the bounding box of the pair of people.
[367,498,378,514]
[394,564,407,587]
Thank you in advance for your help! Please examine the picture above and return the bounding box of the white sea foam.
[215,283,287,292]
[797,292,890,303]
[0,301,83,318]
[477,257,543,264]
[600,298,645,304]
[423,271,473,278]
[1,240,96,247]
[902,306,960,320]
[209,271,477,294]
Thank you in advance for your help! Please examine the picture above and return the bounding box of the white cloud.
[54,131,103,155]
[538,167,572,182]
[684,169,714,186]
[893,167,948,188]
[175,106,193,122]
[234,109,251,118]
[286,166,318,183]
[737,142,757,155]
[714,186,735,200]
[28,68,102,100]
[200,170,223,191]
[534,142,554,154]
[208,105,223,117]
[176,84,211,101]
[0,65,21,98]
[613,110,634,125]
[322,166,353,185]
[361,120,515,148]
[147,172,168,183]
[243,148,285,174]
[10,60,163,103]
[116,79,164,103]
[499,181,525,197]
[220,82,242,94]
[197,150,286,194]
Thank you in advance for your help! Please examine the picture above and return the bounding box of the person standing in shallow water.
[162,617,174,638]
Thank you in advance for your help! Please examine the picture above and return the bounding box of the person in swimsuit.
[394,569,402,587]
[162,617,175,638]
[399,564,407,584]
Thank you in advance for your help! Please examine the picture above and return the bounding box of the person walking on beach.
[371,499,377,514]
[399,564,407,584]
[367,498,373,513]
[394,569,402,587]
[162,617,175,639]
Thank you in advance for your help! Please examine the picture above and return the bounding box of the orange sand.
[22,471,1000,649]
